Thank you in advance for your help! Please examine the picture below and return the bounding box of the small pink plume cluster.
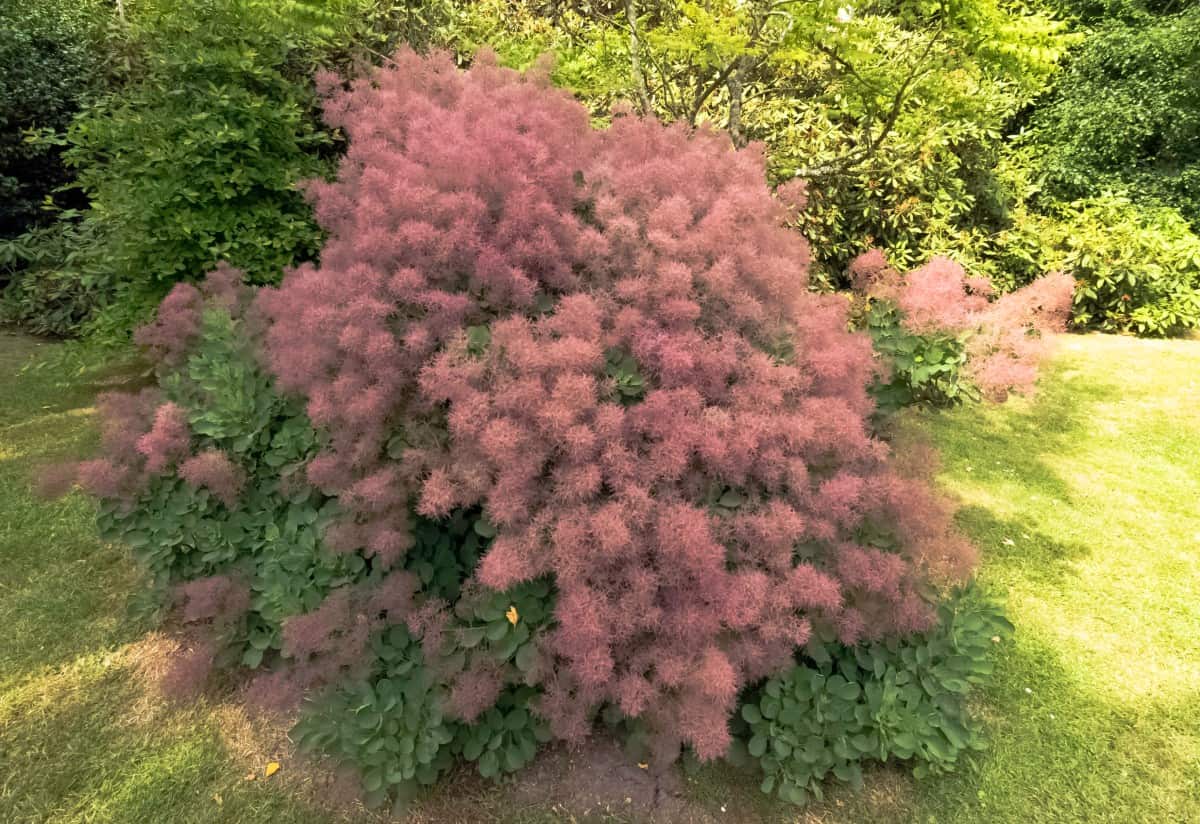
[54,50,980,762]
[39,266,255,508]
[851,252,1075,401]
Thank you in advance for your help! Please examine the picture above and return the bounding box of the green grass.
[910,334,1200,822]
[0,331,346,824]
[1,329,1198,823]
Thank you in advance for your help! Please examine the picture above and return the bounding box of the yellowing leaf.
[244,772,257,782]
[638,762,649,770]
[265,761,280,777]
[506,605,519,625]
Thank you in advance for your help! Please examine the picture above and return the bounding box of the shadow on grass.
[910,626,1200,824]
[0,655,343,824]
[681,616,1200,824]
[0,333,150,691]
[922,352,1126,509]
[0,329,147,431]
[954,505,1094,589]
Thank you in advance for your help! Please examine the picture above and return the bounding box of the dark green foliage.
[862,300,976,412]
[407,511,491,601]
[0,0,110,335]
[293,645,551,811]
[741,668,868,805]
[291,626,457,810]
[452,578,555,676]
[330,0,458,67]
[1032,6,1200,226]
[604,347,646,404]
[1,0,461,339]
[0,217,113,336]
[0,0,105,238]
[740,588,1013,806]
[453,687,552,779]
[291,531,556,807]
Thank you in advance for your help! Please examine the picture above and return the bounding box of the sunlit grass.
[908,334,1200,822]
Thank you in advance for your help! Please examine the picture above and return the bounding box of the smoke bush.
[853,252,1074,404]
[64,50,983,783]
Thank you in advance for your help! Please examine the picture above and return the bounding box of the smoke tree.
[56,50,990,785]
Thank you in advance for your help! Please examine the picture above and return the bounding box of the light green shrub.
[1050,197,1200,336]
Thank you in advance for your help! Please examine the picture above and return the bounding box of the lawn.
[1,329,1197,823]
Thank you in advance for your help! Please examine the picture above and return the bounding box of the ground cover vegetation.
[4,329,1198,822]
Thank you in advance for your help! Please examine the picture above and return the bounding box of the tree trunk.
[727,58,749,148]
[625,0,653,116]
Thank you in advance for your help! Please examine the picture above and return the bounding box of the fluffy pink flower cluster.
[71,389,175,502]
[40,263,260,509]
[46,391,250,511]
[853,252,1075,401]
[179,449,245,507]
[135,262,251,366]
[245,50,975,759]
[246,573,418,712]
[51,51,985,761]
[158,576,251,700]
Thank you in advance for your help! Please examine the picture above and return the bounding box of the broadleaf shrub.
[860,299,976,413]
[15,0,354,341]
[0,0,105,238]
[1031,5,1200,227]
[291,625,457,808]
[63,0,331,291]
[740,587,1013,806]
[1048,197,1200,336]
[0,217,113,337]
[55,50,1015,802]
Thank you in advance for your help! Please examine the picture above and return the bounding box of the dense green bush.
[1049,197,1200,336]
[0,0,107,238]
[739,588,1012,806]
[63,0,332,300]
[291,627,458,807]
[3,0,463,340]
[96,298,339,600]
[0,0,111,334]
[1031,5,1200,227]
